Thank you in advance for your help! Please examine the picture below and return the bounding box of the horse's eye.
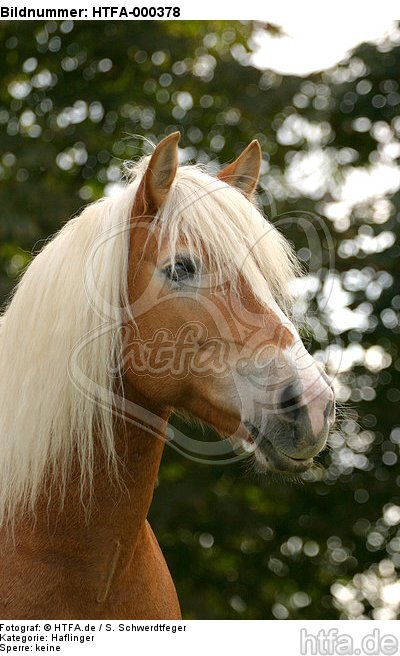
[164,258,197,283]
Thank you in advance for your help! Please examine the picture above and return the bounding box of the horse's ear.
[217,140,262,197]
[133,131,180,218]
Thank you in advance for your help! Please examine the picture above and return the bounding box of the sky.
[251,16,398,75]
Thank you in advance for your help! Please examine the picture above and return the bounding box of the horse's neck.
[16,397,168,570]
[0,397,182,618]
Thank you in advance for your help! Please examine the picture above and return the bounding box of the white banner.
[0,0,399,21]
[0,620,399,655]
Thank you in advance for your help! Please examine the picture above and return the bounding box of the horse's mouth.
[240,424,313,474]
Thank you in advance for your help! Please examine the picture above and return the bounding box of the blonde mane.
[0,154,299,524]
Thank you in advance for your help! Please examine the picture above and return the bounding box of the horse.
[0,132,335,619]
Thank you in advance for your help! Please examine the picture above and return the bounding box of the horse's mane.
[0,154,300,524]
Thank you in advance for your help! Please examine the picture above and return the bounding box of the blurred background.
[1,19,400,620]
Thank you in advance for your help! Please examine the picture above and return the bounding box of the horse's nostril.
[278,383,302,423]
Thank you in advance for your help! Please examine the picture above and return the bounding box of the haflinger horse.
[0,132,335,619]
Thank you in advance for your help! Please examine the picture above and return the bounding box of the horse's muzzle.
[244,379,335,473]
